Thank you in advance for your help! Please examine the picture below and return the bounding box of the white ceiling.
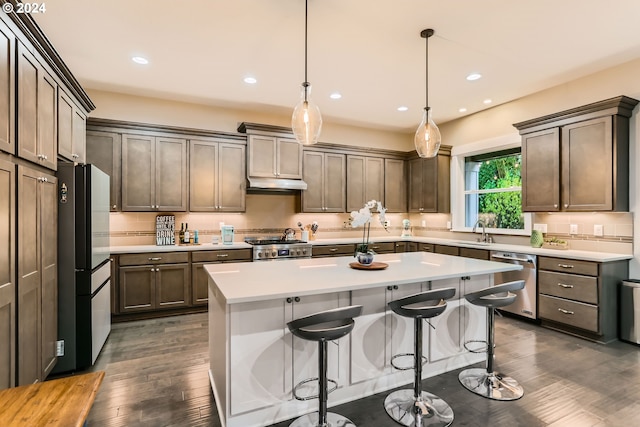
[33,0,640,132]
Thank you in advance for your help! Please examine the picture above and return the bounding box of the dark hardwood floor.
[83,312,640,426]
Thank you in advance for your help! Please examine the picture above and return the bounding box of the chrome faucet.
[472,220,490,243]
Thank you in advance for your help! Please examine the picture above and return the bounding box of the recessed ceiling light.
[397,106,409,112]
[459,107,467,113]
[243,76,257,84]
[466,73,482,81]
[330,92,342,100]
[483,99,492,105]
[131,56,149,65]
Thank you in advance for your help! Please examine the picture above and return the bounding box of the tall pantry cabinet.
[0,9,94,389]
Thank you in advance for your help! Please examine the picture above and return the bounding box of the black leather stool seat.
[287,305,363,342]
[464,280,525,308]
[388,287,456,319]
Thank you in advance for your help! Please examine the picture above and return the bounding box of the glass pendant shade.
[292,83,322,146]
[414,107,441,158]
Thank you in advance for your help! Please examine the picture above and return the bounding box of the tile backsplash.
[109,194,632,254]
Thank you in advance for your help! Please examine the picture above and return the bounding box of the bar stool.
[458,280,525,401]
[287,305,363,427]
[384,287,457,427]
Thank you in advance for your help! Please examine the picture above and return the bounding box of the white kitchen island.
[206,252,522,427]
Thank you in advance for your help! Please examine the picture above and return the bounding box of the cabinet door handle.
[371,246,380,250]
[387,286,393,291]
[112,205,117,209]
[286,297,293,304]
[557,283,574,289]
[150,268,155,272]
[558,263,574,269]
[329,248,338,252]
[564,204,568,208]
[149,257,162,261]
[393,285,398,290]
[554,204,558,208]
[294,297,300,303]
[217,253,229,258]
[558,308,574,315]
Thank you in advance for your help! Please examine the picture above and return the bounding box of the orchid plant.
[348,200,388,256]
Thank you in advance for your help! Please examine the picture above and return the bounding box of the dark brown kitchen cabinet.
[384,159,406,213]
[86,130,122,211]
[17,165,57,385]
[191,249,252,306]
[434,245,458,256]
[459,247,490,260]
[189,139,246,212]
[17,43,57,171]
[301,150,346,213]
[346,155,384,212]
[247,135,302,180]
[408,147,451,213]
[514,96,638,212]
[57,89,86,163]
[394,242,416,253]
[121,134,187,211]
[118,252,190,313]
[0,20,14,155]
[0,159,15,390]
[367,242,395,254]
[312,244,355,257]
[537,256,627,343]
[418,243,434,253]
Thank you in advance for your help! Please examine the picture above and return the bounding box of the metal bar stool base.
[384,389,454,427]
[458,368,524,401]
[289,412,356,427]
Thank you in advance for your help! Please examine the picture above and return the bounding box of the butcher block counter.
[206,252,521,427]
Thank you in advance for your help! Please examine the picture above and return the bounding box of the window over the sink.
[451,134,532,236]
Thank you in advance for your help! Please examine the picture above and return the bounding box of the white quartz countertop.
[205,252,522,304]
[309,236,632,262]
[110,242,252,254]
[110,236,631,262]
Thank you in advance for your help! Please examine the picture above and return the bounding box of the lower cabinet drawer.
[367,242,395,254]
[434,245,459,256]
[192,249,252,263]
[538,271,598,304]
[312,244,355,257]
[539,294,598,333]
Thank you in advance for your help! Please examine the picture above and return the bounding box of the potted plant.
[348,200,388,265]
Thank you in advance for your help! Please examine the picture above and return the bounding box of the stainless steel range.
[245,237,312,261]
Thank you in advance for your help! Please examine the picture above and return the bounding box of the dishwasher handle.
[491,254,534,264]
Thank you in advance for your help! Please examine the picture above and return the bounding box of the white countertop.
[205,251,522,304]
[110,235,631,262]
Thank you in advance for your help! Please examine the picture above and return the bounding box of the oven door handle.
[491,254,533,263]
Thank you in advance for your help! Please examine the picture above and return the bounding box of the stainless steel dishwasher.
[490,251,537,319]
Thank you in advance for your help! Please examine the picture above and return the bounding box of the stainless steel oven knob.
[272,251,277,257]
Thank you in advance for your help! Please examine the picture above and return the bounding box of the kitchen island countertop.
[205,251,522,304]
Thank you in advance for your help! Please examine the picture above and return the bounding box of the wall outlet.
[446,221,452,229]
[594,224,604,237]
[421,220,426,228]
[533,223,547,233]
[570,224,578,235]
[56,340,64,357]
[384,220,391,227]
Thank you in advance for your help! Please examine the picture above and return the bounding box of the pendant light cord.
[425,31,429,112]
[303,0,309,101]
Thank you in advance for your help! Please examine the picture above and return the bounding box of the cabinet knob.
[150,268,155,272]
[387,286,393,291]
[564,204,568,208]
[554,204,558,208]
[393,285,398,290]
[112,205,117,209]
[286,297,293,304]
[294,296,300,303]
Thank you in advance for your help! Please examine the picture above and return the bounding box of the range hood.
[247,177,308,191]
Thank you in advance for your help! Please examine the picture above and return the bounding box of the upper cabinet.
[122,134,188,212]
[17,43,57,171]
[346,155,384,212]
[0,20,14,155]
[301,149,346,213]
[57,89,86,163]
[384,158,406,213]
[247,135,302,180]
[86,130,122,211]
[514,96,639,212]
[408,147,451,213]
[189,139,246,212]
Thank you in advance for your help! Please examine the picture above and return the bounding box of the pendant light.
[291,0,322,146]
[414,28,441,158]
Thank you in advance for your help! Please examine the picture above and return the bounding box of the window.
[451,134,531,236]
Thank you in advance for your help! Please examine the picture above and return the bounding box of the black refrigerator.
[54,163,111,373]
